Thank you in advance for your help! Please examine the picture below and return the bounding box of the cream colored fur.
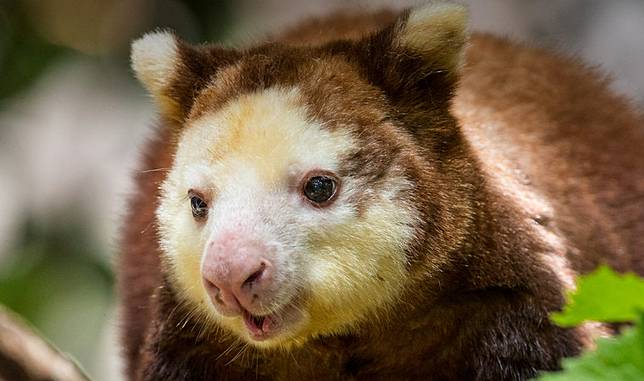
[157,87,417,347]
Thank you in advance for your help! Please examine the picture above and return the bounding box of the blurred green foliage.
[538,267,644,380]
[540,318,644,381]
[553,266,644,326]
[0,220,113,324]
[0,3,68,100]
[0,0,235,101]
[0,219,113,369]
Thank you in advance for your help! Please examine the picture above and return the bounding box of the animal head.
[132,3,470,348]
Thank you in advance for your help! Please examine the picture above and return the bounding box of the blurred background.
[0,0,643,379]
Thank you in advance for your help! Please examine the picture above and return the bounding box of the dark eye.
[189,193,208,219]
[303,175,337,205]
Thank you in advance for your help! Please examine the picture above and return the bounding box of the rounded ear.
[131,31,182,119]
[131,31,239,122]
[350,3,469,101]
[394,2,469,79]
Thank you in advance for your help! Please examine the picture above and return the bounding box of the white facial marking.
[157,86,416,347]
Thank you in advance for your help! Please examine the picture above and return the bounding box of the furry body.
[119,6,644,380]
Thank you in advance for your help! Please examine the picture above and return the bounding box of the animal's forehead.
[188,51,387,127]
[177,86,355,186]
[176,53,413,193]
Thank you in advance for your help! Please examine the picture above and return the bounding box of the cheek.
[172,232,207,305]
[303,202,415,332]
[157,191,210,306]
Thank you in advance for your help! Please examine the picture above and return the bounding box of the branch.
[0,305,90,381]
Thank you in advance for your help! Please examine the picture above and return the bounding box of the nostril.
[203,279,223,303]
[204,278,218,291]
[242,262,266,289]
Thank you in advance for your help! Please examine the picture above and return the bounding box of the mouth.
[242,310,276,340]
[240,301,302,342]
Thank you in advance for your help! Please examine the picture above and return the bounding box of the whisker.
[226,343,249,365]
[140,167,171,173]
[217,339,241,361]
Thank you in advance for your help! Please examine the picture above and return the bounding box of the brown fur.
[118,8,644,381]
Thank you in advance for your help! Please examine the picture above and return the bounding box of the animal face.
[133,3,468,348]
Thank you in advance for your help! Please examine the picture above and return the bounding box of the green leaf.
[537,314,644,380]
[552,266,644,327]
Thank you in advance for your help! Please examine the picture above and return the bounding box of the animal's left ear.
[355,3,469,101]
[395,3,468,78]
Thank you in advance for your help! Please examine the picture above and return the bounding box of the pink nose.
[201,236,274,316]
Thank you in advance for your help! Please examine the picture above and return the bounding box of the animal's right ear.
[131,31,238,122]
